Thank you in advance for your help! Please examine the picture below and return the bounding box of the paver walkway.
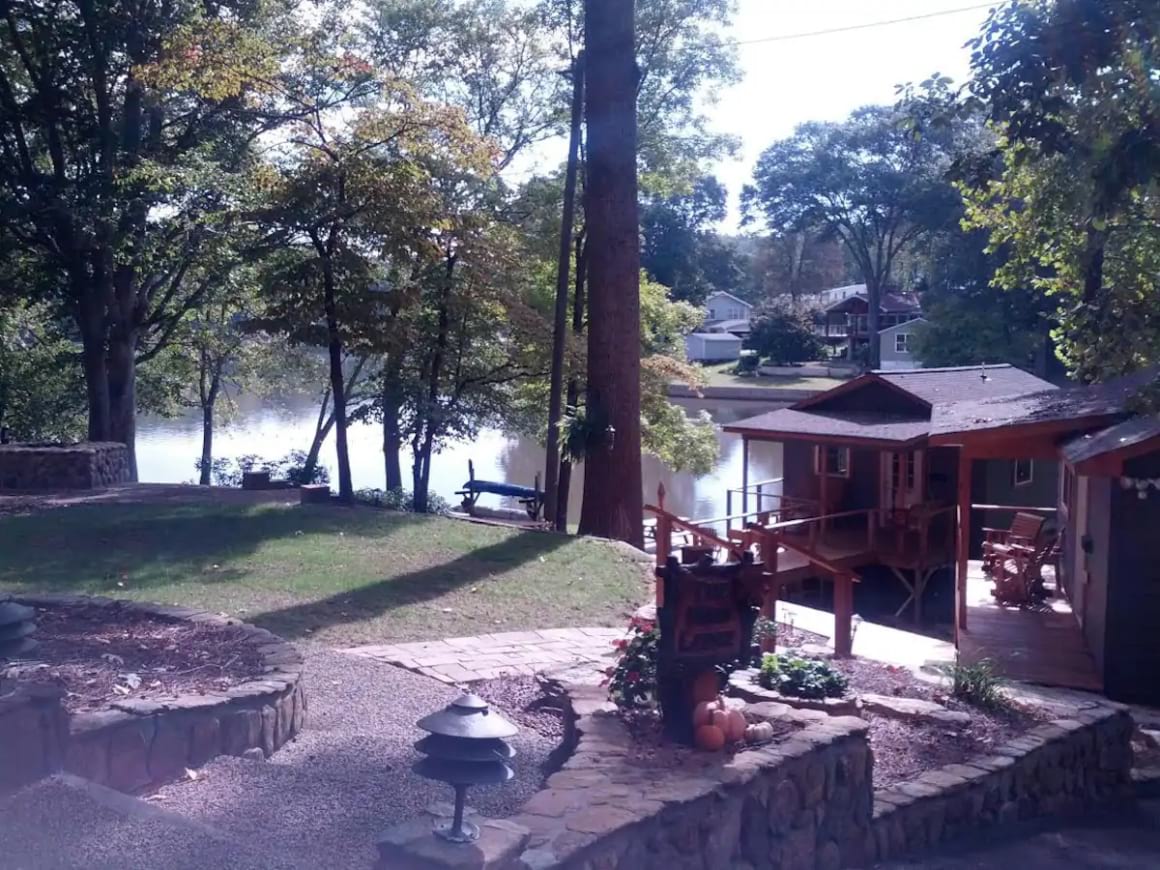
[343,626,624,683]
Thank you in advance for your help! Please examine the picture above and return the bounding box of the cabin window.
[894,333,913,354]
[814,445,851,478]
[1013,458,1034,487]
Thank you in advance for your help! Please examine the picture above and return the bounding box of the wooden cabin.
[931,367,1160,705]
[723,365,1058,619]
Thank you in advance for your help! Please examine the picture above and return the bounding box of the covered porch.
[960,561,1102,691]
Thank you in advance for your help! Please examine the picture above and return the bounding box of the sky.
[707,0,996,229]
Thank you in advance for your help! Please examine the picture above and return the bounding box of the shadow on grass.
[0,502,428,594]
[250,528,572,640]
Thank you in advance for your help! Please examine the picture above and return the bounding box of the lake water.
[137,396,786,521]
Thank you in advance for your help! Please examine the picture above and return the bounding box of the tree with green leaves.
[744,86,961,368]
[746,305,824,366]
[0,0,291,473]
[640,175,742,304]
[0,301,86,442]
[959,0,1160,382]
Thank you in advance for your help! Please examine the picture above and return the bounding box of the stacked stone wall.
[0,442,131,490]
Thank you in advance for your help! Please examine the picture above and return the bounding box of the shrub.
[745,308,824,365]
[734,351,760,375]
[196,451,329,487]
[938,658,1006,709]
[757,653,848,699]
[606,621,659,710]
[353,487,452,516]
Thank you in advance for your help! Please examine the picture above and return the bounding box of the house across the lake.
[815,286,923,362]
[704,291,754,325]
[685,331,744,363]
[714,362,1160,706]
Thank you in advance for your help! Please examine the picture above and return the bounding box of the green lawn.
[0,502,648,646]
[695,362,846,390]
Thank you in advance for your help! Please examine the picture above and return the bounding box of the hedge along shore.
[0,594,305,795]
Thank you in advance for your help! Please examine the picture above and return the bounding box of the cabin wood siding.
[781,441,879,513]
[1077,476,1112,676]
[1103,451,1160,704]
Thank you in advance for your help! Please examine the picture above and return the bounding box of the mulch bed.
[473,674,566,744]
[824,655,1044,788]
[2,604,265,713]
[619,708,801,770]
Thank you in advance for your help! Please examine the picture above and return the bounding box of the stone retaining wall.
[869,705,1135,863]
[0,683,68,793]
[379,682,875,870]
[0,442,131,490]
[3,596,305,794]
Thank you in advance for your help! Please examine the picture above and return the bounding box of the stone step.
[0,773,295,870]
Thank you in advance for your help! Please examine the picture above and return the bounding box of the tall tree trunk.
[382,362,404,491]
[579,0,643,547]
[556,233,588,531]
[198,370,221,486]
[544,51,586,526]
[314,229,353,502]
[106,329,138,480]
[412,256,454,513]
[77,288,111,443]
[865,275,883,370]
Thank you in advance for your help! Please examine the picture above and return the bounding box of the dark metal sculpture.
[0,601,37,659]
[413,693,517,844]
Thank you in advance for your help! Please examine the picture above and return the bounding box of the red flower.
[627,671,640,683]
[613,638,628,650]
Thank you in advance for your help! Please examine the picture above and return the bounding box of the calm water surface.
[136,396,785,521]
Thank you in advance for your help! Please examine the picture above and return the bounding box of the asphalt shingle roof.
[1061,415,1160,465]
[726,408,930,444]
[877,365,1056,407]
[930,367,1158,438]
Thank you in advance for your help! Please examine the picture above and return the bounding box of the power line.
[729,2,997,47]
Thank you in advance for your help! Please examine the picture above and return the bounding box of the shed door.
[1072,475,1090,625]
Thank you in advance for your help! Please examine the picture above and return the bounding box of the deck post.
[834,573,853,658]
[741,436,750,519]
[818,445,828,546]
[956,449,972,640]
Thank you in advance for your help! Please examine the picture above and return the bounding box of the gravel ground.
[1,648,558,870]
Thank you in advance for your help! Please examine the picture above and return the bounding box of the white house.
[704,291,753,324]
[877,318,929,370]
[685,332,743,363]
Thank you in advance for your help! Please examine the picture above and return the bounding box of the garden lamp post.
[413,692,518,844]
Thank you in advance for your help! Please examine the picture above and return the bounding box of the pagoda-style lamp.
[413,693,518,844]
[0,602,37,659]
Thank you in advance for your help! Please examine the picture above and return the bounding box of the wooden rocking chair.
[991,535,1058,605]
[982,511,1045,575]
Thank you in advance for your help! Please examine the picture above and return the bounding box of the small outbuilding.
[685,332,743,363]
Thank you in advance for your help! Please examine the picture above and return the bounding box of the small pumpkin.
[745,721,775,744]
[691,670,720,703]
[723,709,747,743]
[692,701,716,728]
[695,724,726,752]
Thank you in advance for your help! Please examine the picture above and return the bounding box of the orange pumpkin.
[691,670,720,703]
[695,724,726,752]
[723,709,747,743]
[692,701,716,728]
[709,708,731,731]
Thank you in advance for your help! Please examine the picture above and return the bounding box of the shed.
[685,332,743,363]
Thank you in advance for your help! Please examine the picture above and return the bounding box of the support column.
[741,436,751,519]
[955,448,972,642]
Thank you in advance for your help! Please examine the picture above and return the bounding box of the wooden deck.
[959,562,1103,692]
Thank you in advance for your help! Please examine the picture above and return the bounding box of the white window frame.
[1013,458,1034,488]
[814,445,851,478]
[894,332,913,353]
